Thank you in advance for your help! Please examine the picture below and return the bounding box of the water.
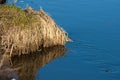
[9,0,120,80]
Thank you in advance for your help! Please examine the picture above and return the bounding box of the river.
[7,0,120,80]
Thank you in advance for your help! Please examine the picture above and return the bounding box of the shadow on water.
[0,46,66,80]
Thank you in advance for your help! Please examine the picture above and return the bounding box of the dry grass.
[0,5,71,56]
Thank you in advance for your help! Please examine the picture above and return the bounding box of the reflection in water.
[0,53,19,80]
[0,46,66,80]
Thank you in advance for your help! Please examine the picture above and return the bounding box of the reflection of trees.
[11,46,66,80]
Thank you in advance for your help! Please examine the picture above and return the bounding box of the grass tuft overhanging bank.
[0,5,72,56]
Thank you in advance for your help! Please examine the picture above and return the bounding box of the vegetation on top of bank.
[0,5,37,29]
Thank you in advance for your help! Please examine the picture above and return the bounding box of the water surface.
[10,0,120,80]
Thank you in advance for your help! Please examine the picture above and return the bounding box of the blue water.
[15,0,120,80]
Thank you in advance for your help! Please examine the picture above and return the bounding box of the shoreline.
[0,5,71,56]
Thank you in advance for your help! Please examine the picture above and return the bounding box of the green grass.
[0,5,36,29]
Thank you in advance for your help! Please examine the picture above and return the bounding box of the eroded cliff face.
[0,5,71,56]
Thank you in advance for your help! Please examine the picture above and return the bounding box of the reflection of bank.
[0,46,66,80]
[0,53,19,80]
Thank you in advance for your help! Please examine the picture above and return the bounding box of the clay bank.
[0,5,71,56]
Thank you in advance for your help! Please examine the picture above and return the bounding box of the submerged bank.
[0,5,71,56]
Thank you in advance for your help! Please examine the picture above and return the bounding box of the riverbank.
[0,5,71,56]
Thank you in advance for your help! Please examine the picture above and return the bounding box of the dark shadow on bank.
[0,46,67,80]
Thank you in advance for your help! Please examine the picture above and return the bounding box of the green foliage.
[0,5,36,29]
